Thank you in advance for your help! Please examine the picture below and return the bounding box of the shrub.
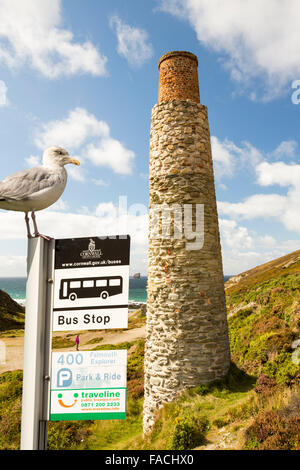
[193,384,210,396]
[244,410,300,450]
[212,416,231,428]
[254,374,277,395]
[263,352,300,385]
[169,414,208,450]
[126,398,143,417]
[127,379,144,399]
[280,392,300,419]
[47,421,92,450]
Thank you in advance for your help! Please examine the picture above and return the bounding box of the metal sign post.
[20,235,130,449]
[20,237,54,450]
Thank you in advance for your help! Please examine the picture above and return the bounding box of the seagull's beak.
[67,157,80,166]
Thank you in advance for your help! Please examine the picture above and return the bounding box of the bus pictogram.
[59,276,123,301]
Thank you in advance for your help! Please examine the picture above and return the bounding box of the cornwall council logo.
[80,239,102,260]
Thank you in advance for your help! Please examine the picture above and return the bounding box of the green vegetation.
[0,370,92,450]
[92,341,133,351]
[0,329,24,338]
[127,309,145,329]
[85,336,104,345]
[0,250,300,449]
[227,272,300,385]
[244,390,300,450]
[85,361,256,450]
[52,336,77,349]
[0,290,24,332]
[0,371,23,450]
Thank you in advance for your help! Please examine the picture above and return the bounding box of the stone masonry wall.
[143,53,231,434]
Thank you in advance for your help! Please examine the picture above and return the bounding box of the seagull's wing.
[0,167,58,201]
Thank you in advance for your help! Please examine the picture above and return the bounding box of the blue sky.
[0,0,300,276]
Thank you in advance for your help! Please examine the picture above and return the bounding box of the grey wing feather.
[0,167,56,201]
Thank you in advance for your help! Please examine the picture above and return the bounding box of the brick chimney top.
[158,51,200,104]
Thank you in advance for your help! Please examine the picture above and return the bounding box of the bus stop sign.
[52,236,130,331]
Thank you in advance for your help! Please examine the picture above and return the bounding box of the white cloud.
[0,80,8,106]
[65,161,86,182]
[222,238,300,275]
[1,196,299,277]
[211,136,262,180]
[218,193,287,220]
[35,107,135,175]
[0,201,148,275]
[271,140,297,159]
[158,0,300,100]
[92,178,109,187]
[25,155,41,167]
[0,255,26,277]
[51,199,69,211]
[139,172,148,181]
[0,0,107,78]
[219,225,299,275]
[255,161,300,234]
[256,161,300,187]
[110,15,153,67]
[257,235,277,249]
[211,136,236,180]
[86,138,135,175]
[219,157,300,235]
[222,249,277,276]
[215,138,300,273]
[219,218,253,249]
[35,107,109,150]
[218,215,296,274]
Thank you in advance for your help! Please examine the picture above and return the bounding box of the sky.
[0,0,300,277]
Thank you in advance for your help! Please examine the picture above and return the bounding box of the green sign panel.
[50,350,127,421]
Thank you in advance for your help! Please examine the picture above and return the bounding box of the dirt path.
[0,336,24,374]
[0,325,145,374]
[196,426,241,450]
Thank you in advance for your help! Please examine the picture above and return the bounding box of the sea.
[0,275,232,306]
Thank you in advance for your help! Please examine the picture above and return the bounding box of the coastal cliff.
[0,289,24,331]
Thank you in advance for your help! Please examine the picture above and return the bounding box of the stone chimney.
[143,51,230,434]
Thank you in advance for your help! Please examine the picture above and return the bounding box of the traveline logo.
[57,368,73,387]
[80,239,103,260]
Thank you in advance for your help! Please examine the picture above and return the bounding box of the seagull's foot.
[34,232,53,241]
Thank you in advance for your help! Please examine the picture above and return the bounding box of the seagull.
[0,147,80,239]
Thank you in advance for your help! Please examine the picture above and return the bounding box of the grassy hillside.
[223,250,300,449]
[225,251,300,385]
[0,290,24,331]
[0,250,300,449]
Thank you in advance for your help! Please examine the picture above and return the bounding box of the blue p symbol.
[57,368,72,387]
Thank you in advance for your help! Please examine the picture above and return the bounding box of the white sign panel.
[52,236,130,331]
[50,350,127,421]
